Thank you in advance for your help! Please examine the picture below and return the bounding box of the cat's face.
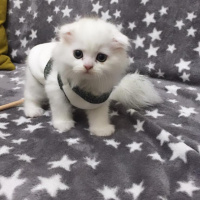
[55,18,130,85]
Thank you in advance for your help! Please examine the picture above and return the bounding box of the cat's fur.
[24,18,162,136]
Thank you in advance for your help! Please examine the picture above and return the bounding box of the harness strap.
[44,59,112,105]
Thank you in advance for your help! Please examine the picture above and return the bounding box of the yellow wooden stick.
[0,99,24,111]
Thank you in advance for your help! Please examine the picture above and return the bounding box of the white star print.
[142,12,156,27]
[8,9,13,15]
[177,180,200,197]
[165,85,181,96]
[85,157,100,169]
[148,28,162,41]
[98,186,120,200]
[195,93,200,101]
[0,131,11,139]
[175,20,184,30]
[47,16,53,23]
[19,17,25,23]
[110,0,118,3]
[145,44,159,58]
[194,42,200,56]
[12,138,27,145]
[133,35,145,49]
[15,154,34,163]
[13,0,23,9]
[145,109,164,118]
[12,116,31,126]
[65,138,80,146]
[61,5,72,17]
[186,12,197,21]
[129,57,134,64]
[141,0,149,5]
[32,174,69,197]
[0,113,10,119]
[148,152,165,163]
[0,145,13,155]
[126,142,143,153]
[11,49,18,58]
[30,29,37,40]
[198,145,200,153]
[128,22,136,31]
[168,142,193,163]
[75,15,81,21]
[187,27,197,37]
[179,106,198,117]
[167,44,176,53]
[180,72,190,82]
[23,123,44,133]
[45,0,55,4]
[10,77,20,82]
[54,26,59,34]
[27,6,31,13]
[20,38,28,48]
[145,62,155,72]
[54,6,60,14]
[92,2,102,14]
[113,10,121,19]
[104,139,120,149]
[156,130,171,146]
[0,122,8,130]
[133,120,145,132]
[101,10,112,21]
[156,69,165,77]
[187,87,197,91]
[158,196,168,200]
[127,109,136,115]
[110,111,119,117]
[176,136,184,142]
[33,12,38,19]
[171,123,182,128]
[125,181,145,200]
[15,29,21,36]
[0,169,26,200]
[48,155,77,171]
[159,6,168,16]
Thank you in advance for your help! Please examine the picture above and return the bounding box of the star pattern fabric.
[1,0,200,199]
[6,0,200,85]
[1,65,200,200]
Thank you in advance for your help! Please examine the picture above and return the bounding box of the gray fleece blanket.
[1,0,200,199]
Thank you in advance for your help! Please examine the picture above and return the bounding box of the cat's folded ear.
[112,32,130,50]
[59,24,74,43]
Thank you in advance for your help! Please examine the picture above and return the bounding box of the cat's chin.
[75,70,97,80]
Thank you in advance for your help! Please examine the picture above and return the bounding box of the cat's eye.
[96,53,107,62]
[74,50,83,59]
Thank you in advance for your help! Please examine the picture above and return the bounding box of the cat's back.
[27,42,58,84]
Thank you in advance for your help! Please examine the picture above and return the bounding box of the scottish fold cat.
[24,18,162,136]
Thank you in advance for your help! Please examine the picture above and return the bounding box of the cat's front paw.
[53,119,75,133]
[24,102,44,118]
[90,124,115,137]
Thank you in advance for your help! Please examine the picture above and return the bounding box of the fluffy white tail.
[110,73,162,109]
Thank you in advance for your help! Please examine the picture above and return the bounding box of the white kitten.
[24,18,162,136]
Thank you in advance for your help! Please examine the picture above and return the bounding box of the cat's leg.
[45,79,74,133]
[24,67,46,117]
[86,102,115,136]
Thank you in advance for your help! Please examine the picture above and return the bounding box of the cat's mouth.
[84,70,93,75]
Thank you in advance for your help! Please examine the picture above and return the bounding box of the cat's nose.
[84,65,93,71]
